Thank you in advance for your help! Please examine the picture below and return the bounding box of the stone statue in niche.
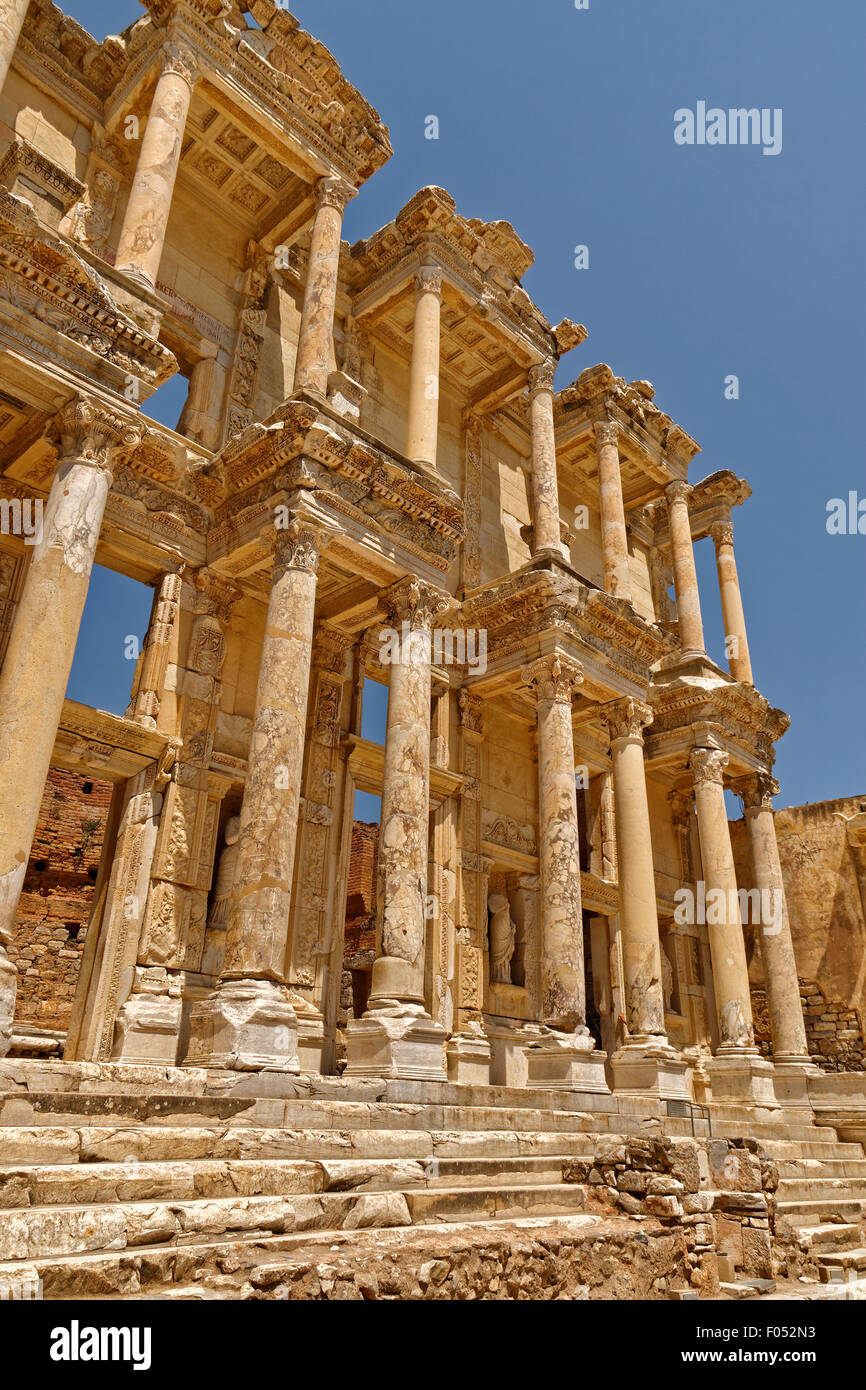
[662,949,674,1013]
[201,815,240,975]
[488,892,516,985]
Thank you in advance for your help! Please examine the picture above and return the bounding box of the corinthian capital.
[315,175,356,214]
[528,360,556,397]
[593,418,619,450]
[602,697,653,743]
[666,479,692,507]
[46,396,141,470]
[273,515,328,576]
[709,520,734,549]
[415,264,443,297]
[384,575,449,629]
[521,653,584,704]
[734,771,780,812]
[160,38,200,87]
[689,746,728,788]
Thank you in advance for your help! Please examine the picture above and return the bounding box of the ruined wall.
[731,795,866,1071]
[8,768,112,1035]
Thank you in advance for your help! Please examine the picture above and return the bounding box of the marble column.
[293,176,355,398]
[528,361,568,559]
[405,265,443,470]
[0,0,29,93]
[736,772,810,1066]
[520,654,608,1091]
[594,420,632,601]
[345,576,449,1080]
[689,749,754,1050]
[115,38,199,286]
[666,481,705,658]
[710,519,753,684]
[603,699,688,1097]
[0,396,137,1057]
[186,517,325,1071]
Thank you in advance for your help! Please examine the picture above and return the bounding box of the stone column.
[293,176,355,398]
[528,361,568,559]
[0,398,137,1056]
[345,577,449,1080]
[666,481,705,658]
[710,519,753,683]
[736,772,810,1067]
[186,517,326,1071]
[690,748,778,1105]
[115,38,199,286]
[602,700,688,1097]
[405,265,443,470]
[520,654,608,1091]
[0,0,29,93]
[593,420,632,601]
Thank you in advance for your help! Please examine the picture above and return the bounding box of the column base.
[706,1052,779,1108]
[610,1037,690,1102]
[111,968,182,1066]
[771,1057,822,1108]
[523,1028,610,1094]
[343,1006,447,1081]
[185,979,299,1072]
[446,1026,492,1085]
[0,949,15,1061]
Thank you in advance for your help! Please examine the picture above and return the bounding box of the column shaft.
[667,481,705,656]
[222,519,322,981]
[293,177,354,397]
[605,701,666,1038]
[738,774,809,1063]
[523,655,585,1031]
[594,420,632,600]
[690,748,755,1052]
[0,398,134,1055]
[405,266,442,469]
[711,520,753,683]
[115,40,198,285]
[0,0,29,92]
[528,362,567,557]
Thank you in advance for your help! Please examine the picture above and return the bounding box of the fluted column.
[594,419,632,600]
[405,266,443,469]
[710,519,753,683]
[345,578,449,1079]
[115,39,199,286]
[293,176,356,398]
[602,699,666,1039]
[522,654,586,1031]
[0,397,138,1057]
[666,481,705,658]
[689,748,755,1053]
[0,0,29,93]
[528,361,568,559]
[736,772,810,1065]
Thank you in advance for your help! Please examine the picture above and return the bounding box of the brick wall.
[8,767,113,1035]
[344,820,378,957]
[751,978,865,1072]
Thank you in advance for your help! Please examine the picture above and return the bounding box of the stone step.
[776,1177,866,1203]
[760,1139,866,1160]
[710,1123,845,1142]
[0,1176,594,1262]
[0,1153,584,1208]
[776,1158,866,1179]
[0,1124,604,1166]
[0,1211,600,1300]
[790,1222,863,1252]
[777,1196,866,1223]
[814,1247,866,1271]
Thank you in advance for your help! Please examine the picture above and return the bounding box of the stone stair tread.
[814,1248,866,1268]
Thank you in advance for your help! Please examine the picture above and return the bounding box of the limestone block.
[112,989,182,1067]
[342,1193,412,1230]
[185,979,299,1072]
[343,1011,447,1082]
[523,1031,610,1094]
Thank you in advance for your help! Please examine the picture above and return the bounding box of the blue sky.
[66,0,865,809]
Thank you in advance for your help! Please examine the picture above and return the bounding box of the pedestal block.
[610,1039,690,1101]
[706,1054,779,1109]
[523,1029,610,1094]
[446,1028,492,1085]
[344,1007,448,1081]
[186,979,299,1072]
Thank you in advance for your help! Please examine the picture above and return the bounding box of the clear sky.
[64,0,866,809]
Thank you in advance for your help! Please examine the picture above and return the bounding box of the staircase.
[1,1060,864,1299]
